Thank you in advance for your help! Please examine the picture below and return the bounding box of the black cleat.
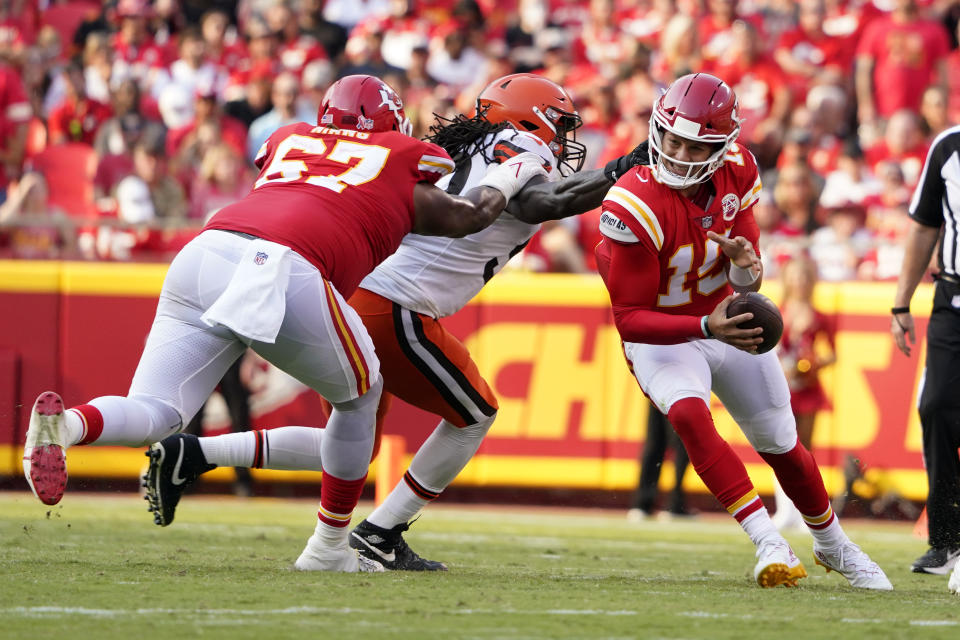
[911,546,960,575]
[142,434,215,526]
[349,519,447,571]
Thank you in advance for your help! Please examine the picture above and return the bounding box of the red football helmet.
[648,72,742,188]
[318,75,412,135]
[476,73,585,174]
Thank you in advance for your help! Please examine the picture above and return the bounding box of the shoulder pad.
[599,210,639,243]
[494,130,557,174]
[604,185,664,250]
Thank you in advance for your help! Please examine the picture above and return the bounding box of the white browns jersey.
[359,129,557,318]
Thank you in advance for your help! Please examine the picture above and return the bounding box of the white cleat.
[948,563,960,595]
[295,538,384,573]
[814,541,893,590]
[754,538,808,588]
[22,391,69,505]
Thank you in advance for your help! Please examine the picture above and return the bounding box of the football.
[725,292,783,354]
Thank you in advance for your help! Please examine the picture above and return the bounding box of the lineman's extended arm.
[506,141,650,223]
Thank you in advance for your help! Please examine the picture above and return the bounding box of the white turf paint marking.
[4,607,639,618]
[841,619,958,627]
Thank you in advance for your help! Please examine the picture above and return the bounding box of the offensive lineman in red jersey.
[21,75,548,572]
[597,73,893,590]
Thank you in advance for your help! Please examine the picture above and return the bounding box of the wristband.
[891,306,910,315]
[728,263,759,287]
[701,315,714,339]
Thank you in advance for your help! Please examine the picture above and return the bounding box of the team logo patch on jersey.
[721,193,740,220]
[254,251,268,265]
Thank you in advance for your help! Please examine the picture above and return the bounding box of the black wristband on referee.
[891,306,910,315]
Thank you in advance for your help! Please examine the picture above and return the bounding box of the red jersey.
[205,123,455,297]
[596,144,762,345]
[855,15,950,117]
[47,97,112,145]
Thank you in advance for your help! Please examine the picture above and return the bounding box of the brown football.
[725,292,784,354]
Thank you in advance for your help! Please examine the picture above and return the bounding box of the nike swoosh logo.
[638,173,648,182]
[171,442,188,485]
[352,533,395,563]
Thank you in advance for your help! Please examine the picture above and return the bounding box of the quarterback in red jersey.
[596,72,892,590]
[21,75,548,573]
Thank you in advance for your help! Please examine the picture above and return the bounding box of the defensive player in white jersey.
[22,75,549,573]
[596,72,891,589]
[143,73,648,569]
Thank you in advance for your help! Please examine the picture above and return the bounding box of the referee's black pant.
[919,279,960,549]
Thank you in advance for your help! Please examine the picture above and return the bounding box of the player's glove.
[478,151,550,201]
[603,140,650,182]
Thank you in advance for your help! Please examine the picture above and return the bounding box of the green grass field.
[1,492,957,640]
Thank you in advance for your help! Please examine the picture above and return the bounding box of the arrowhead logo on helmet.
[318,75,412,136]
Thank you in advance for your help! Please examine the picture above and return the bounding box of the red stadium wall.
[0,261,933,499]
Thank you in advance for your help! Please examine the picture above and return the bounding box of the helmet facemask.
[534,105,586,176]
[648,110,739,189]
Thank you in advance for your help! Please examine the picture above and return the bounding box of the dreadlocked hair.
[424,111,510,164]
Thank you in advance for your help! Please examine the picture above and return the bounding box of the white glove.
[477,152,550,202]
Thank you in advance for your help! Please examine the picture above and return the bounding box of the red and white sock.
[758,442,846,547]
[64,404,103,446]
[318,473,366,530]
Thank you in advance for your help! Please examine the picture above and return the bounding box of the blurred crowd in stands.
[1,0,958,279]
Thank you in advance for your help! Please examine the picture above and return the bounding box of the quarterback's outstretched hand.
[706,293,763,353]
[707,231,760,271]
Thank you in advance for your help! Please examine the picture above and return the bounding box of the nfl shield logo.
[701,216,713,229]
[254,252,268,265]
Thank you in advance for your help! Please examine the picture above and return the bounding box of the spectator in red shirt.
[188,142,253,222]
[200,8,246,73]
[155,27,225,102]
[944,19,960,125]
[0,59,29,201]
[92,78,166,213]
[0,0,35,64]
[651,12,702,85]
[47,58,113,146]
[864,108,930,188]
[110,0,168,95]
[774,0,856,106]
[267,2,329,77]
[697,0,764,65]
[919,85,951,138]
[223,17,283,105]
[711,19,792,169]
[0,171,75,259]
[772,159,824,236]
[168,82,247,167]
[855,0,950,139]
[573,0,632,79]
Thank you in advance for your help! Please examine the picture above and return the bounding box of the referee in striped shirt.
[891,124,960,576]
